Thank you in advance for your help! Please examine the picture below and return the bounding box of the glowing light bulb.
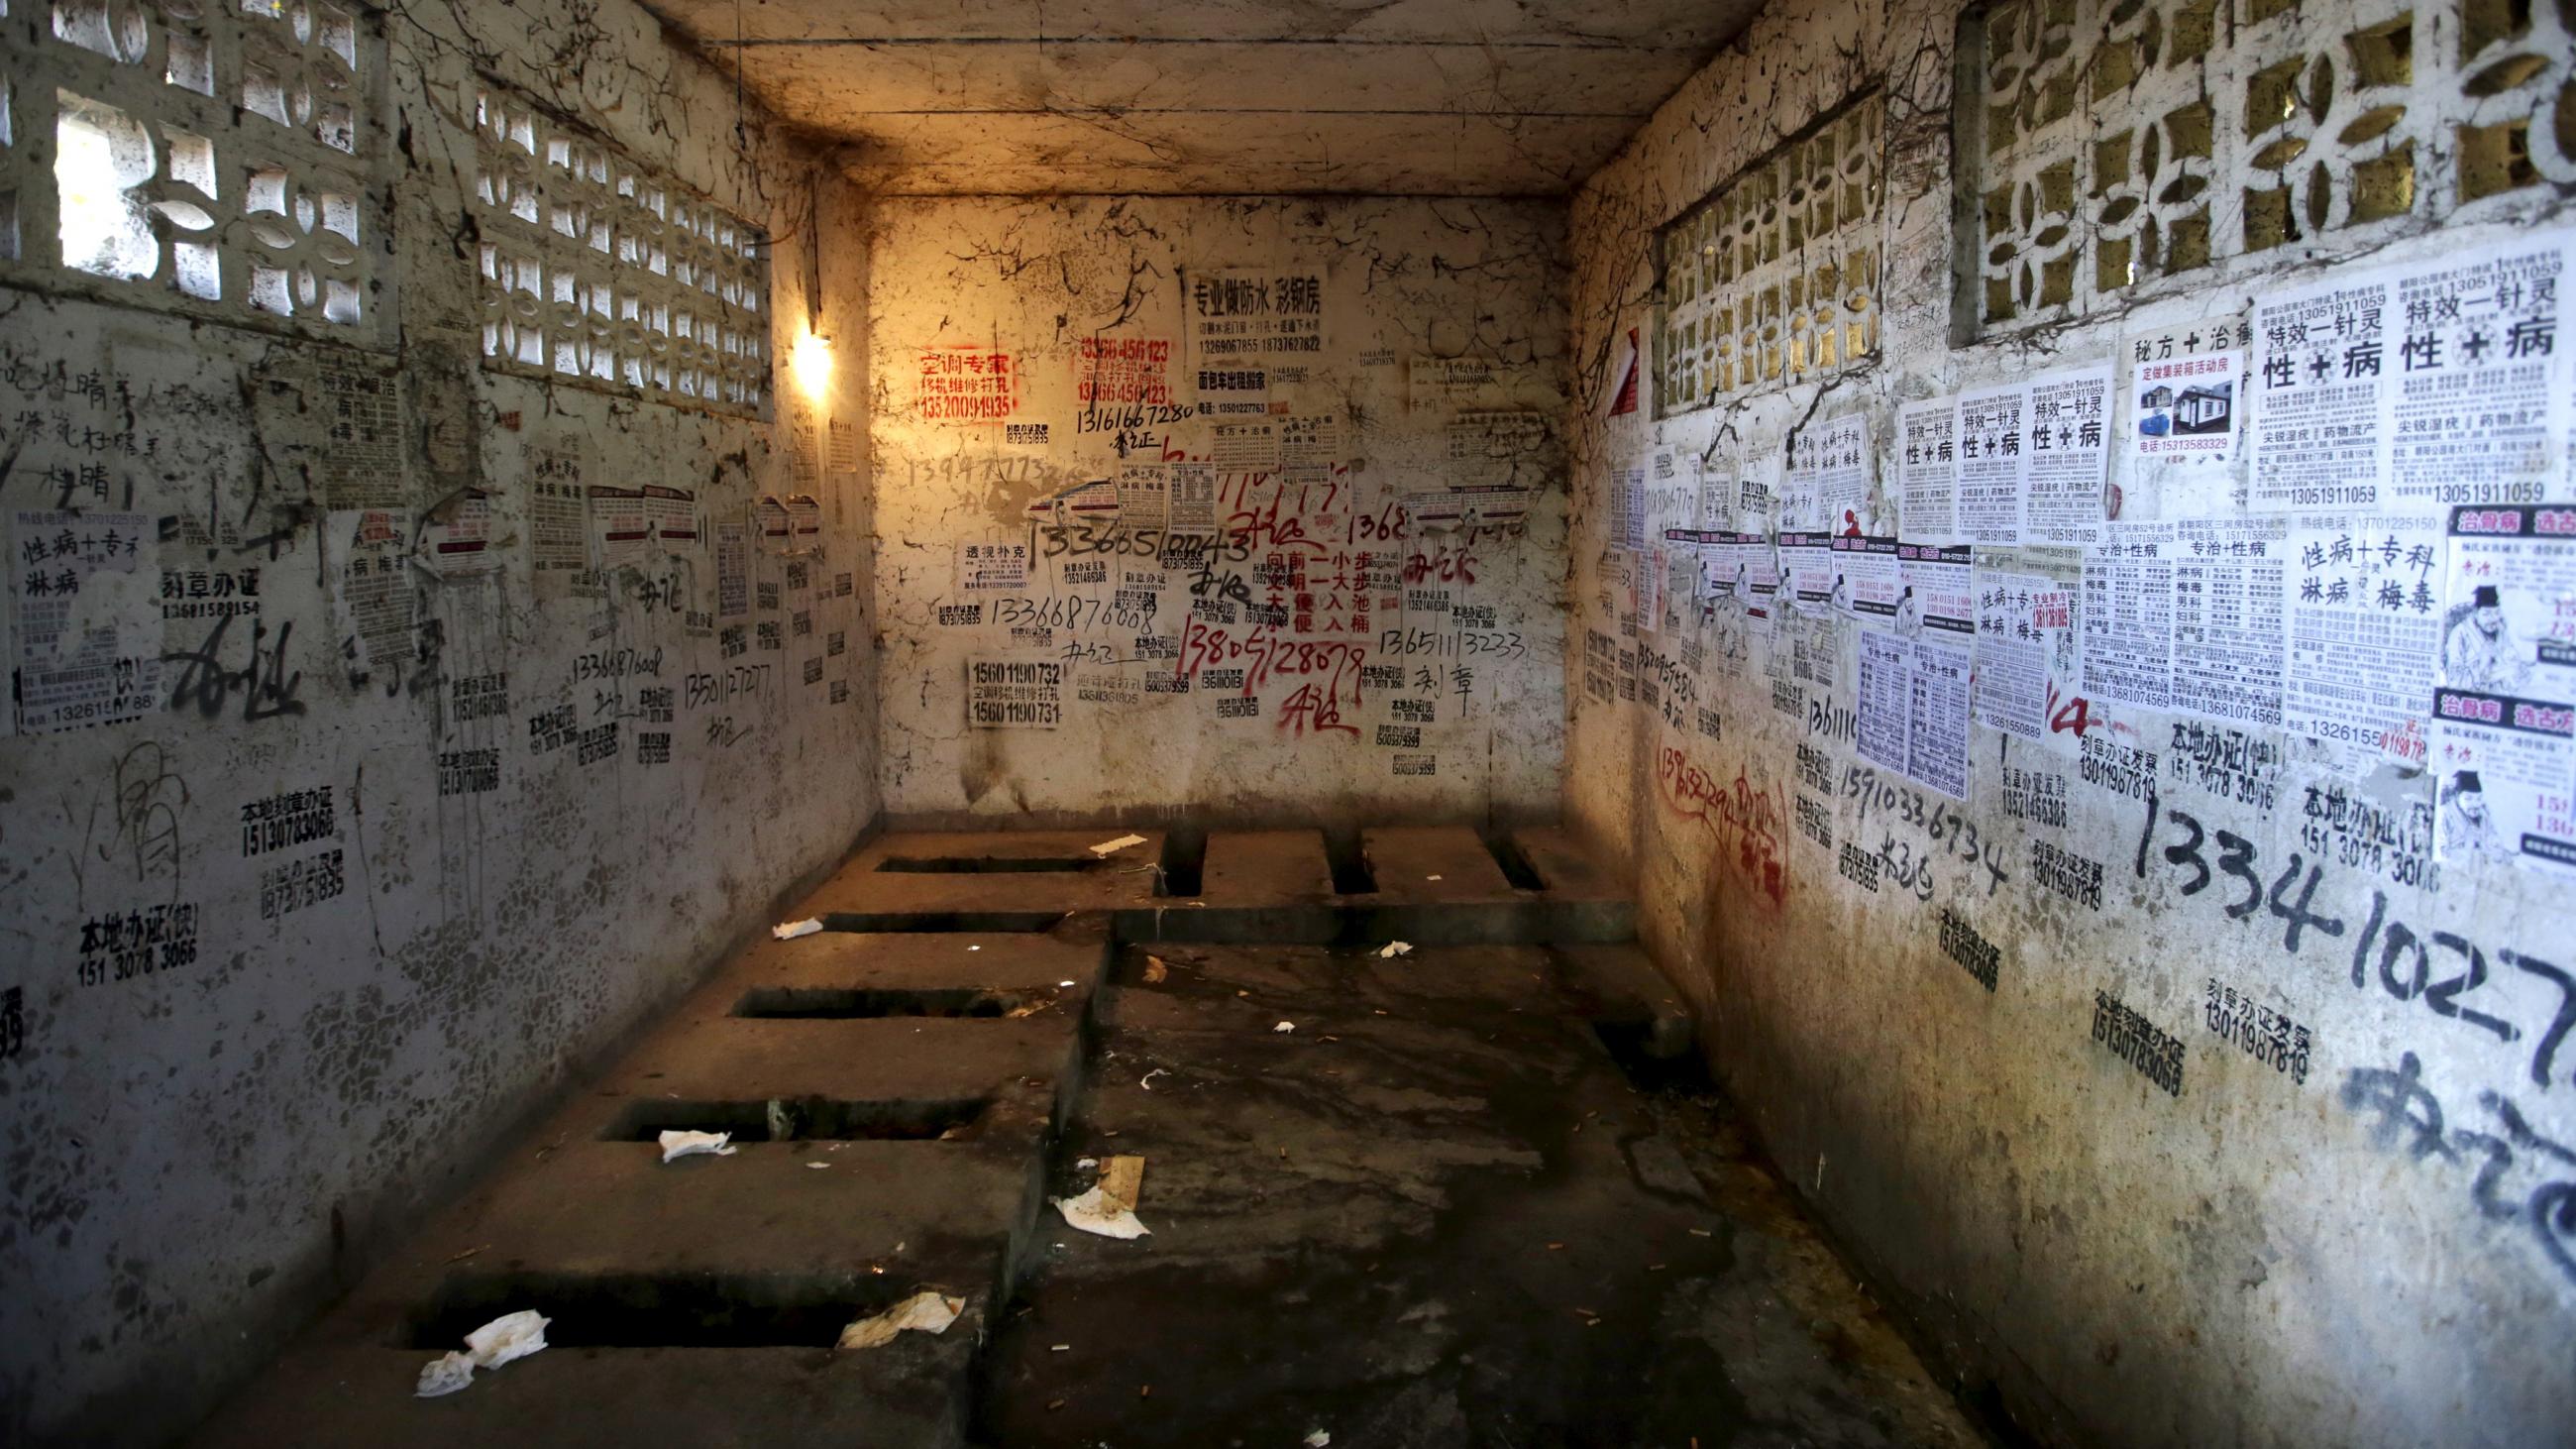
[790,330,833,396]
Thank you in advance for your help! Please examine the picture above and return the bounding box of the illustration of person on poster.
[2440,584,2533,693]
[1893,585,1923,638]
[2438,770,2511,862]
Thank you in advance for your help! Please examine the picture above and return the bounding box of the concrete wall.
[1564,1,2576,1445]
[0,1,876,1441]
[866,196,1568,826]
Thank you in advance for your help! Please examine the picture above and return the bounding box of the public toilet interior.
[4,0,2574,1445]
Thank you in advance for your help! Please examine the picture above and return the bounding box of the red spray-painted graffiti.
[1657,745,1791,906]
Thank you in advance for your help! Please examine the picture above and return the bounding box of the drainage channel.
[818,911,1068,933]
[732,986,1037,1019]
[601,1096,993,1142]
[1479,829,1549,891]
[875,856,1105,873]
[407,1272,918,1349]
[1154,828,1206,897]
[1321,827,1377,894]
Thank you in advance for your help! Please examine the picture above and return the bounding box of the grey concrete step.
[195,822,1645,1449]
[194,1336,975,1449]
[1197,829,1335,905]
[1362,824,1519,899]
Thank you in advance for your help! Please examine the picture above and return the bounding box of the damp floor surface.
[195,828,1987,1449]
[981,939,1981,1449]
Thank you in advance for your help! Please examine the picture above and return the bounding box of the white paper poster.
[2023,362,2114,546]
[754,496,794,554]
[1777,530,1837,615]
[1853,625,1972,800]
[1212,420,1278,470]
[1898,543,1975,640]
[1190,269,1324,392]
[1697,453,1735,531]
[2170,516,2288,727]
[647,486,698,551]
[1796,413,1875,537]
[2129,333,2243,470]
[10,510,160,734]
[1975,570,2071,741]
[1857,628,1911,774]
[2431,503,2576,874]
[2251,273,2391,511]
[957,539,1031,593]
[1956,382,2027,545]
[1612,466,1649,550]
[2253,235,2570,510]
[1905,636,1974,801]
[1117,465,1170,530]
[589,485,650,573]
[1703,532,1778,618]
[1664,546,1697,632]
[1281,412,1342,468]
[715,519,750,617]
[332,508,414,683]
[529,446,588,584]
[1896,395,1958,543]
[1831,535,1901,622]
[2392,244,2564,505]
[2283,512,2445,767]
[419,491,498,578]
[2081,522,2177,709]
[1160,465,1213,533]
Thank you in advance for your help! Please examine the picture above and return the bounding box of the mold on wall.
[866,196,1569,827]
[1565,1,2576,1444]
[0,0,877,1442]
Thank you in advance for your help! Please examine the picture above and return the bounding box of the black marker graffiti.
[162,613,304,723]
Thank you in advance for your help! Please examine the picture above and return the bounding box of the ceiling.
[643,0,1766,195]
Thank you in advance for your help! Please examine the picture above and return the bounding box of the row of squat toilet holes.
[868,831,1552,898]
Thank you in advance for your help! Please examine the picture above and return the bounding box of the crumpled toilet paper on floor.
[658,1129,738,1163]
[1052,1184,1150,1239]
[836,1289,966,1350]
[772,918,823,940]
[414,1309,550,1397]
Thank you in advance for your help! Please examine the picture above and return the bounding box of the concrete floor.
[985,941,1979,1448]
[193,828,1981,1448]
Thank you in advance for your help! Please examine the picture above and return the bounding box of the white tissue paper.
[413,1309,550,1397]
[1052,1185,1151,1239]
[658,1129,738,1164]
[1378,942,1413,958]
[464,1309,551,1370]
[773,918,823,940]
[836,1289,966,1350]
[414,1351,476,1397]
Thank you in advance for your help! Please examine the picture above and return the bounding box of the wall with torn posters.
[0,1,877,1441]
[1565,1,2576,1444]
[866,197,1568,825]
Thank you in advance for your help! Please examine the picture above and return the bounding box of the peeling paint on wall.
[0,0,878,1441]
[1567,2,2576,1445]
[868,196,1569,826]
